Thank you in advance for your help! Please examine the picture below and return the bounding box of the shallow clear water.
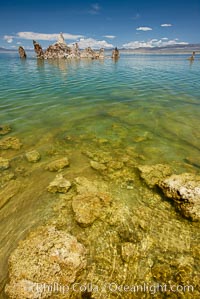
[0,53,200,298]
[1,53,200,165]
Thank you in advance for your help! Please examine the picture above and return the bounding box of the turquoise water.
[1,53,200,166]
[0,53,200,298]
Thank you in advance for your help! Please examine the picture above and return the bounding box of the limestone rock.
[45,157,69,172]
[18,46,27,58]
[138,164,172,188]
[25,150,41,163]
[112,47,120,59]
[5,226,86,299]
[33,40,44,58]
[159,173,200,221]
[0,124,12,135]
[32,34,104,60]
[57,32,67,45]
[0,157,10,170]
[0,137,22,150]
[90,160,107,171]
[44,42,71,59]
[80,47,104,59]
[47,174,71,194]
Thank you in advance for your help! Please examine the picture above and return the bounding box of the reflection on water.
[0,53,200,298]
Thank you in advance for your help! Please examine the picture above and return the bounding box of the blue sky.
[0,0,199,49]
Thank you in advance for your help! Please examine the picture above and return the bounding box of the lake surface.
[0,53,200,298]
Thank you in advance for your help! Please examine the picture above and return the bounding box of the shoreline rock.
[160,173,200,221]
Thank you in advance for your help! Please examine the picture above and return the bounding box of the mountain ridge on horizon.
[0,43,200,53]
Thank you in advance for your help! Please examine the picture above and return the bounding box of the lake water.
[0,53,200,298]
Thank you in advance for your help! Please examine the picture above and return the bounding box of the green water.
[0,53,200,298]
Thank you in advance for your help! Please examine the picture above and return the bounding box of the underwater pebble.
[0,157,10,170]
[90,160,107,171]
[45,157,69,172]
[25,150,41,163]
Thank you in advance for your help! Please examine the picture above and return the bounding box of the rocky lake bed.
[0,122,200,299]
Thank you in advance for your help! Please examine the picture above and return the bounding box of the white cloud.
[136,27,152,31]
[123,38,188,49]
[16,32,83,41]
[73,38,113,49]
[161,24,172,27]
[161,37,169,40]
[3,35,13,43]
[89,3,101,14]
[103,35,116,39]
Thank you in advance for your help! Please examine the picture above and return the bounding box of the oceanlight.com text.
[28,282,194,295]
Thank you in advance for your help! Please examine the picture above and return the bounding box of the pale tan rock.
[160,173,200,221]
[45,157,69,172]
[47,174,71,194]
[25,150,41,163]
[0,157,10,170]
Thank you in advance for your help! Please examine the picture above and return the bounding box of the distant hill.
[1,44,200,54]
[120,44,200,54]
[0,47,16,52]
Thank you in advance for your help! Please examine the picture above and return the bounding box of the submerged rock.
[72,176,111,226]
[5,226,86,299]
[72,192,111,227]
[138,164,172,188]
[47,174,71,194]
[18,46,27,58]
[25,150,41,163]
[80,47,104,59]
[45,157,69,172]
[0,137,22,150]
[0,124,12,136]
[90,160,107,171]
[160,173,200,221]
[0,157,10,170]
